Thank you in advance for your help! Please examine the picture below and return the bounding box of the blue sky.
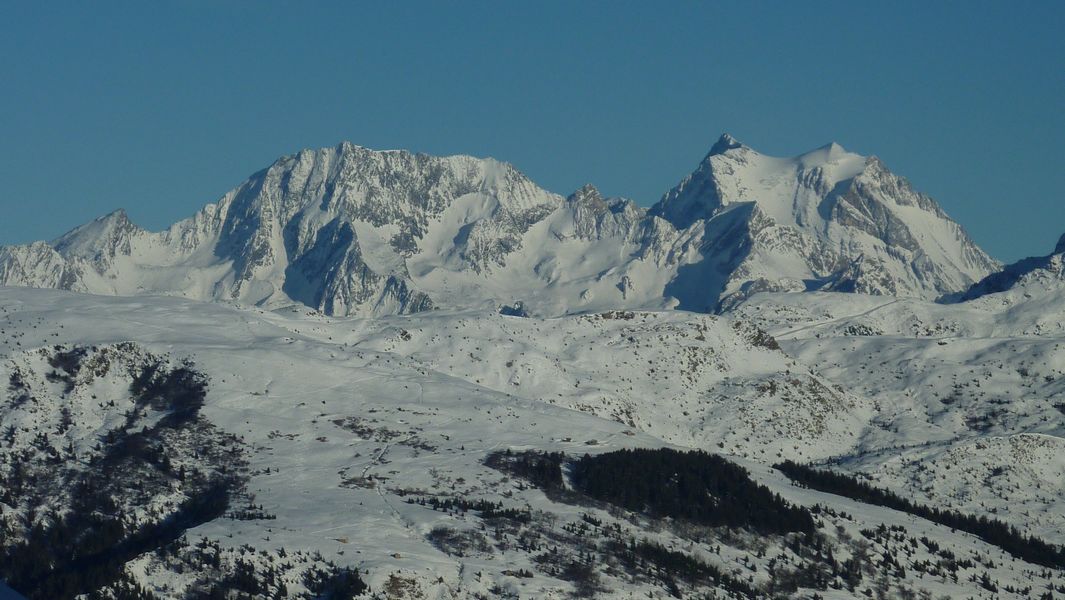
[1,1,1062,262]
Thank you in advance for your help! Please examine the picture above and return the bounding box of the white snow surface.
[2,283,1065,598]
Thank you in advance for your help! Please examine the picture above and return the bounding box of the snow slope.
[282,308,871,462]
[734,282,1065,543]
[3,286,1064,598]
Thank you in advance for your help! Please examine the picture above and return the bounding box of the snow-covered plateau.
[1,136,1064,599]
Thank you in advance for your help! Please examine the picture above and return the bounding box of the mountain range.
[0,135,1001,316]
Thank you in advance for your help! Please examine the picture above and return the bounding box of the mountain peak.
[795,141,858,168]
[568,183,603,202]
[336,140,368,152]
[56,207,135,238]
[821,141,847,157]
[102,208,130,223]
[708,133,745,156]
[51,207,140,265]
[957,232,1065,302]
[651,135,998,304]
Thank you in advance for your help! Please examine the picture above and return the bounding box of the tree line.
[775,460,1065,569]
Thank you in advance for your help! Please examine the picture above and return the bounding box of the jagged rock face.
[202,143,567,310]
[0,242,87,292]
[0,136,1000,315]
[650,135,1000,308]
[0,144,566,315]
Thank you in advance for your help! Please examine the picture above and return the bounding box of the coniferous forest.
[572,448,816,536]
[490,447,815,535]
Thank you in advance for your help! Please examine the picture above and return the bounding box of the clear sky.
[1,1,1062,262]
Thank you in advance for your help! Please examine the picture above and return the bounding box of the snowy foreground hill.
[3,278,1065,599]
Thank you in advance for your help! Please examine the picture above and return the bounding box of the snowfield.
[737,287,1065,542]
[2,285,1065,599]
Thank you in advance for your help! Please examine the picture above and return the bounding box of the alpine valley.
[2,136,1064,600]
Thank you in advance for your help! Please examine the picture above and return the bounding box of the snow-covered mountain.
[955,232,1065,307]
[0,136,998,316]
[650,134,999,309]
